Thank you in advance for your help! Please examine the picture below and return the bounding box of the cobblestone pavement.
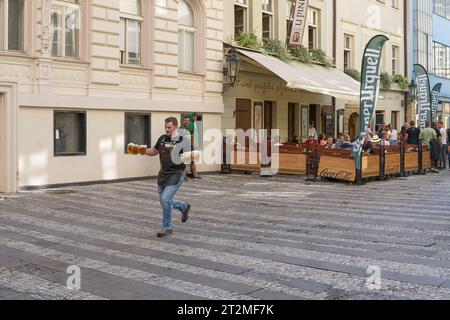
[1,170,450,300]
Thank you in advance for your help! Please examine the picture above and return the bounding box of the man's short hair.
[410,120,416,126]
[425,121,431,127]
[438,121,444,125]
[165,117,178,126]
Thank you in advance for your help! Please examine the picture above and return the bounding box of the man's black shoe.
[157,229,173,238]
[182,204,191,223]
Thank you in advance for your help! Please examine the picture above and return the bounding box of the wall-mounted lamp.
[223,47,241,92]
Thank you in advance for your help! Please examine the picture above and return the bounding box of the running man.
[145,117,191,237]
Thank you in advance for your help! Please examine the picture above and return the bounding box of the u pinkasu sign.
[289,0,309,46]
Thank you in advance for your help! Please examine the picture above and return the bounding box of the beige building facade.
[222,0,408,142]
[0,0,224,192]
[335,0,407,136]
[223,0,338,143]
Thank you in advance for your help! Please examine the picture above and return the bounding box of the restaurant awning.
[237,49,361,102]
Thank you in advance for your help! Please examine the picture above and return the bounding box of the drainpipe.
[403,0,409,123]
[332,0,337,137]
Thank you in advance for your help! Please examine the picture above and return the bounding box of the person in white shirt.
[389,124,398,146]
[308,122,318,141]
[438,121,447,169]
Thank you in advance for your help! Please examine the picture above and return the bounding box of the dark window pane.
[51,8,63,56]
[65,7,79,57]
[125,114,150,152]
[54,112,86,155]
[8,0,24,51]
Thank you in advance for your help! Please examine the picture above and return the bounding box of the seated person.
[318,134,327,146]
[337,135,353,149]
[382,135,391,147]
[290,132,300,145]
[362,136,373,155]
[325,136,335,149]
[335,133,344,149]
[371,135,381,150]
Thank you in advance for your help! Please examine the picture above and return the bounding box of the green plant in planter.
[344,69,361,82]
[289,45,311,63]
[380,72,392,90]
[234,32,262,51]
[310,49,333,67]
[262,38,291,61]
[392,74,409,89]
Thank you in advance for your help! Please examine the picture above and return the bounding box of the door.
[264,101,274,132]
[348,112,360,140]
[288,103,299,141]
[391,111,399,130]
[235,99,252,147]
[235,99,252,132]
[309,104,319,128]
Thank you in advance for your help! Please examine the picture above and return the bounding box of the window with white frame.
[119,0,142,65]
[343,34,353,70]
[178,0,195,72]
[434,42,450,79]
[0,0,24,51]
[234,0,247,38]
[262,0,273,40]
[308,8,319,50]
[51,0,80,58]
[392,45,399,75]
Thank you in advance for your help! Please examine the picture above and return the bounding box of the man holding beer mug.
[145,117,191,237]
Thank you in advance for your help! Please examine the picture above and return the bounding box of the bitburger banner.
[431,83,442,122]
[359,35,389,138]
[414,64,432,129]
[289,0,309,46]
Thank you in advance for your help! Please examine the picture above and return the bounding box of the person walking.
[438,121,447,169]
[420,121,439,173]
[145,117,191,237]
[447,127,450,171]
[180,116,194,180]
[189,113,202,179]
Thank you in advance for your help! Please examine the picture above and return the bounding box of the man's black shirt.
[407,127,421,145]
[154,134,187,187]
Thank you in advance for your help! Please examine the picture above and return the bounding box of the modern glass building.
[410,0,450,125]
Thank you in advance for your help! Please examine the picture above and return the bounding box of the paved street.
[1,171,450,300]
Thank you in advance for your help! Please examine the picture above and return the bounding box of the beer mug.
[127,143,139,155]
[139,145,148,155]
[132,144,140,155]
[127,143,134,154]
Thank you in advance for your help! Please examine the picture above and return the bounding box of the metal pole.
[305,143,310,181]
[380,142,386,180]
[400,140,405,177]
[356,151,363,185]
[418,139,424,175]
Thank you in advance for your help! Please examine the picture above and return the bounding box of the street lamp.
[408,80,417,99]
[223,47,241,92]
